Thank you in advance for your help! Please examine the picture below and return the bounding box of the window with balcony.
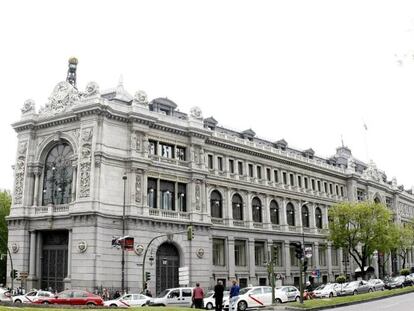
[315,207,323,229]
[177,183,186,212]
[147,178,157,209]
[235,240,246,266]
[302,205,309,228]
[232,194,243,220]
[160,180,174,210]
[252,197,262,223]
[210,190,223,218]
[213,239,225,266]
[270,200,280,225]
[254,242,266,266]
[160,143,174,158]
[286,203,295,226]
[176,146,186,161]
[148,140,157,155]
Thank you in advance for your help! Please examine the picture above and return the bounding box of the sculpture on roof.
[83,81,100,97]
[21,99,35,114]
[190,106,203,120]
[133,90,148,106]
[346,156,356,173]
[361,160,382,182]
[39,81,80,116]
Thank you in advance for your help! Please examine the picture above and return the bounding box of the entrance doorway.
[41,231,68,292]
[156,243,180,295]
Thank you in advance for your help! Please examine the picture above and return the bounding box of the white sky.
[1,0,414,191]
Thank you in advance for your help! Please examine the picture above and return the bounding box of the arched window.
[286,203,295,226]
[252,197,262,223]
[270,200,279,225]
[210,190,223,218]
[232,194,243,220]
[315,207,323,229]
[302,205,309,228]
[374,197,381,204]
[42,143,73,205]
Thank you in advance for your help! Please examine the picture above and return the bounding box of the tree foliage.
[394,223,414,268]
[328,201,395,279]
[0,190,11,285]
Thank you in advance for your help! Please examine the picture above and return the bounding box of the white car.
[0,288,12,302]
[104,293,152,307]
[149,287,193,307]
[312,283,340,298]
[13,290,54,303]
[204,290,230,310]
[274,286,300,303]
[223,286,274,311]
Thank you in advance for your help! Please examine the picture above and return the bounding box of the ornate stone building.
[7,59,414,294]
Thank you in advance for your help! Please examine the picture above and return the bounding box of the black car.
[384,276,413,289]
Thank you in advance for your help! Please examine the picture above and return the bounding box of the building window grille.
[208,154,214,169]
[248,164,254,177]
[319,246,327,266]
[176,146,186,161]
[286,203,295,226]
[315,207,323,229]
[42,143,73,206]
[270,200,279,225]
[252,197,262,223]
[210,190,223,218]
[229,159,235,173]
[212,239,225,266]
[234,240,246,266]
[238,161,243,175]
[232,194,243,220]
[302,205,310,228]
[254,242,266,266]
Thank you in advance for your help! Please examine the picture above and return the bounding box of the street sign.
[19,271,29,278]
[304,247,313,258]
[179,266,189,285]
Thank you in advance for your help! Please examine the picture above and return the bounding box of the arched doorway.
[156,243,180,295]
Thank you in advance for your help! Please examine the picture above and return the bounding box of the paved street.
[326,292,414,310]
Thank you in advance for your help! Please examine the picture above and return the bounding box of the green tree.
[0,190,11,285]
[394,223,414,269]
[328,201,394,280]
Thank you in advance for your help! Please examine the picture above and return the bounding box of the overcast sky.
[1,0,414,191]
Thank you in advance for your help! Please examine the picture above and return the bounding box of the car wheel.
[86,302,96,307]
[237,300,247,311]
[276,298,282,304]
[110,304,118,307]
[43,301,50,304]
[206,302,214,310]
[353,290,358,295]
[402,284,405,288]
[329,293,333,298]
[295,296,300,302]
[14,299,22,304]
[368,289,373,293]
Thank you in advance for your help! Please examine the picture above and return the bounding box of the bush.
[400,268,410,276]
[336,275,346,284]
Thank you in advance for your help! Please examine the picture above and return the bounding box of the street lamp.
[121,174,127,294]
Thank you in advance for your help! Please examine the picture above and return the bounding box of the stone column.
[71,163,77,201]
[339,248,344,274]
[327,243,333,281]
[281,199,288,231]
[313,242,319,269]
[264,196,271,229]
[28,231,37,276]
[32,171,41,206]
[228,237,235,279]
[35,233,43,283]
[248,239,256,283]
[284,240,291,283]
[226,187,232,223]
[322,205,329,229]
[309,203,316,231]
[64,230,72,288]
[246,193,253,228]
[156,179,161,210]
[295,202,302,231]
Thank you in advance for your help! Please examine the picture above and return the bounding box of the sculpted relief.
[14,157,25,204]
[79,128,93,198]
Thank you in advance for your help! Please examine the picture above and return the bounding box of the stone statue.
[84,81,100,97]
[21,99,35,114]
[190,106,203,119]
[133,90,148,105]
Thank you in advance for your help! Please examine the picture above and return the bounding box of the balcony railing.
[148,208,190,220]
[211,218,225,225]
[233,220,246,227]
[35,204,69,214]
[253,222,264,229]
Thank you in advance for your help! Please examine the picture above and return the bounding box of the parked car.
[0,288,12,302]
[384,276,413,289]
[104,293,151,307]
[33,290,104,306]
[338,280,373,295]
[223,286,274,311]
[149,287,193,307]
[313,283,340,298]
[13,290,53,303]
[368,279,385,291]
[203,290,229,310]
[274,286,300,303]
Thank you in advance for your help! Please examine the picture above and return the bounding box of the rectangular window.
[304,177,308,189]
[256,166,262,179]
[218,157,223,171]
[272,243,283,267]
[335,185,339,195]
[148,140,157,155]
[324,182,328,193]
[386,197,393,208]
[329,183,333,194]
[229,159,235,174]
[238,161,243,175]
[290,244,299,266]
[282,172,287,184]
[208,154,214,169]
[298,176,302,188]
[176,146,186,161]
[254,242,266,266]
[178,183,187,212]
[317,180,321,192]
[357,189,366,201]
[340,186,344,197]
[289,174,294,186]
[235,240,246,266]
[331,248,338,266]
[147,178,157,209]
[160,180,175,211]
[212,239,225,266]
[160,143,174,158]
[311,179,315,190]
[266,168,271,181]
[248,164,254,177]
[319,246,327,266]
[274,170,279,183]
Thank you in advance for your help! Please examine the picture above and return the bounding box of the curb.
[278,288,414,310]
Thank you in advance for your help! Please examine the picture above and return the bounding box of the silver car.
[339,281,373,295]
[368,279,385,291]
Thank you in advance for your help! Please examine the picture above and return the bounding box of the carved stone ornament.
[83,81,100,97]
[39,81,80,115]
[79,144,92,198]
[131,131,141,152]
[196,248,205,259]
[190,106,203,120]
[81,128,93,144]
[14,157,25,204]
[346,157,356,173]
[135,173,142,203]
[361,160,383,183]
[21,99,35,114]
[18,142,27,155]
[77,240,88,253]
[195,182,201,210]
[133,90,148,105]
[134,244,144,256]
[11,243,19,253]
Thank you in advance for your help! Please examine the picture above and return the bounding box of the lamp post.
[121,174,127,294]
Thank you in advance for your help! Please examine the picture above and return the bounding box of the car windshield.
[314,285,326,290]
[345,281,358,287]
[204,292,214,298]
[239,288,252,295]
[393,276,403,282]
[157,290,169,298]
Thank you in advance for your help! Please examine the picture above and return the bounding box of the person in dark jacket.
[229,280,240,311]
[214,280,225,311]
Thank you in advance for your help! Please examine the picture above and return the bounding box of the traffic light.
[294,243,303,259]
[187,225,194,241]
[10,269,18,279]
[145,272,151,281]
[303,258,308,273]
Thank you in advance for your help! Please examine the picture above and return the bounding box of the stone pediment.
[39,81,80,116]
[275,139,288,149]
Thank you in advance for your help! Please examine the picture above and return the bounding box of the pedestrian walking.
[229,280,240,311]
[192,282,205,309]
[214,280,225,311]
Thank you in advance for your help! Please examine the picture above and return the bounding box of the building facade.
[7,60,414,294]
